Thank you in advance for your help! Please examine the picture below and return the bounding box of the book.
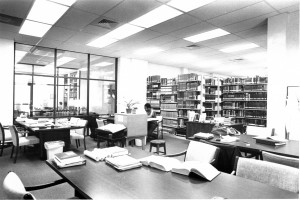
[53,156,86,168]
[84,147,129,161]
[54,151,81,164]
[194,132,214,140]
[171,161,220,181]
[139,155,181,172]
[97,124,126,133]
[254,137,286,146]
[105,155,142,171]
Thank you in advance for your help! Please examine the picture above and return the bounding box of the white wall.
[0,38,14,125]
[147,63,182,78]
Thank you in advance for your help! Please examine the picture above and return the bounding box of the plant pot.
[126,108,132,114]
[132,108,137,114]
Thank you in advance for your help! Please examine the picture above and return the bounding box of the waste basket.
[44,141,65,160]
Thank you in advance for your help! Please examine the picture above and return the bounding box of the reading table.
[46,147,298,199]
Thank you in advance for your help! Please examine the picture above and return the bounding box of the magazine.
[139,155,181,172]
[84,147,129,161]
[171,161,220,181]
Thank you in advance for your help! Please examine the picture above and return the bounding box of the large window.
[14,43,117,120]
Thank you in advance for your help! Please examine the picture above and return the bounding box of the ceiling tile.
[150,14,201,34]
[44,26,76,42]
[104,0,162,24]
[278,4,300,13]
[234,23,267,39]
[199,34,242,47]
[121,29,162,44]
[0,0,33,18]
[37,38,63,49]
[80,24,111,35]
[207,1,275,27]
[264,0,299,11]
[55,8,98,31]
[0,30,17,40]
[0,22,20,33]
[143,34,178,46]
[66,32,96,44]
[160,39,193,50]
[14,34,41,46]
[74,0,123,16]
[189,0,262,21]
[168,21,216,38]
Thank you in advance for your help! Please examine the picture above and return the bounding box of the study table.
[16,121,84,159]
[46,147,298,199]
[189,134,299,158]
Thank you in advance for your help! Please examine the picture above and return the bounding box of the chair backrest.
[96,119,105,128]
[3,172,36,199]
[0,123,4,141]
[185,141,219,164]
[236,157,299,193]
[69,117,80,125]
[262,151,299,168]
[8,126,19,146]
[75,119,87,135]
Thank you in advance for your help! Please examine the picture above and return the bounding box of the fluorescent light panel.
[184,28,230,43]
[19,20,52,37]
[105,24,145,40]
[130,5,183,28]
[87,37,118,48]
[135,47,164,55]
[93,62,113,67]
[220,43,259,53]
[167,0,217,12]
[27,0,69,25]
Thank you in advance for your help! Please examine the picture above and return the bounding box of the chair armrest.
[164,150,187,157]
[210,158,217,166]
[25,179,66,191]
[231,170,236,175]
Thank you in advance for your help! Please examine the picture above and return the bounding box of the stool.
[149,139,166,155]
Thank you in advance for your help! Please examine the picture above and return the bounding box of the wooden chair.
[262,151,299,168]
[232,156,299,193]
[165,141,220,167]
[0,123,13,156]
[3,171,67,199]
[70,119,88,150]
[8,125,40,163]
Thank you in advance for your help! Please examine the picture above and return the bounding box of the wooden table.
[189,134,299,158]
[46,147,298,199]
[16,121,83,159]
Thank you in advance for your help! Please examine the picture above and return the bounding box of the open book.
[84,147,128,161]
[139,155,181,172]
[97,123,126,133]
[194,132,214,140]
[171,161,220,181]
[105,155,142,171]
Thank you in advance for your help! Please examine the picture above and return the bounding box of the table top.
[16,121,84,132]
[46,147,298,199]
[189,134,299,158]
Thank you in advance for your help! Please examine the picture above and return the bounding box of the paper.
[97,124,126,133]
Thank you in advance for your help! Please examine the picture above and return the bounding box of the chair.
[70,119,88,150]
[147,116,163,141]
[262,151,299,168]
[9,125,40,163]
[232,156,299,193]
[165,141,220,167]
[69,117,80,125]
[0,123,13,156]
[149,139,166,155]
[2,171,67,199]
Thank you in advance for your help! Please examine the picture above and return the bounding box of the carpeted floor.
[0,133,189,199]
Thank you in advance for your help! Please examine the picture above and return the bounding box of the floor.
[0,133,189,199]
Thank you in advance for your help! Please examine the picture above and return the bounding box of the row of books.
[245,110,267,119]
[244,84,267,91]
[162,118,178,127]
[139,155,220,181]
[177,101,201,109]
[161,111,178,118]
[205,87,221,95]
[244,101,267,109]
[161,78,177,86]
[246,119,267,127]
[147,83,160,89]
[223,76,268,85]
[204,78,221,86]
[161,95,177,103]
[223,110,245,117]
[223,102,244,109]
[161,103,177,110]
[178,73,199,82]
[147,75,161,83]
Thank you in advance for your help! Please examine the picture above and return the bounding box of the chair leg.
[83,138,86,150]
[14,146,19,163]
[156,144,159,155]
[0,141,4,156]
[75,140,78,148]
[78,140,80,147]
[10,146,14,158]
[163,144,166,155]
[97,137,100,148]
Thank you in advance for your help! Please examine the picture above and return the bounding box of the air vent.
[92,17,118,30]
[0,13,23,26]
[230,58,244,62]
[186,44,201,50]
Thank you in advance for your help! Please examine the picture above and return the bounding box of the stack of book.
[84,146,129,162]
[54,151,86,168]
[253,136,287,146]
[105,155,142,171]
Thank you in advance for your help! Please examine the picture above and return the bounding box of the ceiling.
[0,0,299,77]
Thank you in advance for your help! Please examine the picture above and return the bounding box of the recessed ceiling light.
[27,0,69,25]
[134,47,164,55]
[19,20,52,37]
[93,62,113,67]
[87,37,118,48]
[167,0,217,12]
[220,43,259,53]
[49,0,77,6]
[130,5,183,28]
[184,29,230,43]
[105,24,145,40]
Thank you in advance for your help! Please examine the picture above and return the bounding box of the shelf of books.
[222,76,268,127]
[177,73,205,128]
[203,77,222,119]
[147,75,161,114]
[160,78,178,134]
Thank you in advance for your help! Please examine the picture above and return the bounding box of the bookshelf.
[203,77,222,119]
[147,75,161,114]
[222,76,268,127]
[177,73,204,128]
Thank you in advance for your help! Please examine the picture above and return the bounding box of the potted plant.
[124,99,139,114]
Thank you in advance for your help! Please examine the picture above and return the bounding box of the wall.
[0,38,14,125]
[147,63,182,78]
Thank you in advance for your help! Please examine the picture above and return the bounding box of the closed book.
[105,155,142,171]
[53,156,86,168]
[54,151,81,164]
[254,137,286,146]
[194,132,214,140]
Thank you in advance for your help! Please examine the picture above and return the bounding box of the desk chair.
[3,171,67,199]
[165,141,220,167]
[0,123,13,156]
[232,156,299,193]
[70,119,88,150]
[262,151,299,168]
[8,126,40,163]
